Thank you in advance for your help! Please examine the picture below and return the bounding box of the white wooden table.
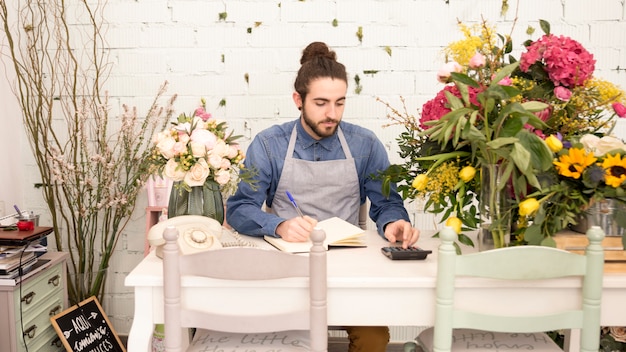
[125,230,626,351]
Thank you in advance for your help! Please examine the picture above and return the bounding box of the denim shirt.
[226,119,410,238]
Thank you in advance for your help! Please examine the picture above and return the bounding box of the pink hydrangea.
[520,34,595,88]
[420,85,481,130]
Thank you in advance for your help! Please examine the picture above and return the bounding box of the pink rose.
[194,107,213,121]
[554,86,572,101]
[613,102,626,118]
[498,77,512,86]
[469,52,486,69]
[437,61,462,83]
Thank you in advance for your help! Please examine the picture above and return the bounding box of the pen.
[286,191,305,218]
[13,205,22,215]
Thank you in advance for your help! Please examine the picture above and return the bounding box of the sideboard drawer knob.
[21,291,35,305]
[23,325,37,339]
[48,274,60,286]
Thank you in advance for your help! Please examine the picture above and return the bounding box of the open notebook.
[264,216,366,253]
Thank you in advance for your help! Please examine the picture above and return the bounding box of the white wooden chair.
[407,225,605,352]
[161,225,328,352]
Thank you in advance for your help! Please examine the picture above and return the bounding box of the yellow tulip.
[445,217,462,234]
[546,135,563,153]
[459,165,476,183]
[412,174,428,191]
[519,198,540,217]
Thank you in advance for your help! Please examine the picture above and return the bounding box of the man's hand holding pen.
[276,191,319,242]
[276,215,318,242]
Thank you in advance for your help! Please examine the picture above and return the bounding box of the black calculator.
[381,246,432,260]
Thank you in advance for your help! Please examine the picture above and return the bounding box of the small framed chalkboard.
[50,296,126,352]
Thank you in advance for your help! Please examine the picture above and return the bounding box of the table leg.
[127,287,155,352]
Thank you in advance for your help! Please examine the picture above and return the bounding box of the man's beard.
[302,110,338,139]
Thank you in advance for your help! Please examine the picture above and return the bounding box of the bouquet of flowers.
[379,18,626,250]
[149,99,247,197]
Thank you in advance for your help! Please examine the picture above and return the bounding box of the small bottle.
[159,208,168,222]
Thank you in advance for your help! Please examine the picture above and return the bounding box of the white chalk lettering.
[86,339,114,352]
[72,314,93,333]
[73,326,108,352]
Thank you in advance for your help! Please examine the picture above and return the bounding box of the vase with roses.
[379,18,626,252]
[149,99,253,223]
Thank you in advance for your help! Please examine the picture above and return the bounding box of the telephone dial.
[147,215,224,257]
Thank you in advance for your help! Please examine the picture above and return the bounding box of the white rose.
[172,141,187,156]
[580,134,626,156]
[190,129,217,150]
[156,136,178,159]
[220,158,231,170]
[190,141,206,158]
[227,145,240,159]
[596,136,626,156]
[609,327,626,343]
[178,132,190,145]
[212,139,229,157]
[189,142,206,158]
[214,169,231,185]
[183,158,211,187]
[208,153,225,169]
[163,159,186,181]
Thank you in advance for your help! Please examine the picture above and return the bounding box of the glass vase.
[479,164,512,251]
[168,179,224,224]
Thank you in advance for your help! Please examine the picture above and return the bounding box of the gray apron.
[270,125,360,225]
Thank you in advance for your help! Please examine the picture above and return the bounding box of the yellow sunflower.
[602,153,626,188]
[553,147,597,179]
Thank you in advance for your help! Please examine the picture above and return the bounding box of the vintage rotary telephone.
[147,215,224,257]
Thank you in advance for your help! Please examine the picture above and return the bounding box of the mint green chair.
[410,225,605,352]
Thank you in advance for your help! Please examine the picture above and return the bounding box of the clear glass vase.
[479,164,512,250]
[168,179,224,224]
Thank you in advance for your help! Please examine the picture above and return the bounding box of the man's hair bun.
[300,42,336,65]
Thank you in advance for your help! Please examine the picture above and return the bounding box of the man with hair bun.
[227,41,420,351]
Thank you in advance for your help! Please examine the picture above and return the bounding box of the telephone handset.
[147,215,223,257]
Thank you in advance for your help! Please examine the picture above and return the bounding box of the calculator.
[381,246,432,260]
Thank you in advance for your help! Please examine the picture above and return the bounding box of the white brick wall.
[2,0,626,338]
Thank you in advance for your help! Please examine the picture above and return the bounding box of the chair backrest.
[433,225,605,352]
[162,225,328,352]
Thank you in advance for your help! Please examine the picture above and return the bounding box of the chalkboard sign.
[50,296,126,352]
